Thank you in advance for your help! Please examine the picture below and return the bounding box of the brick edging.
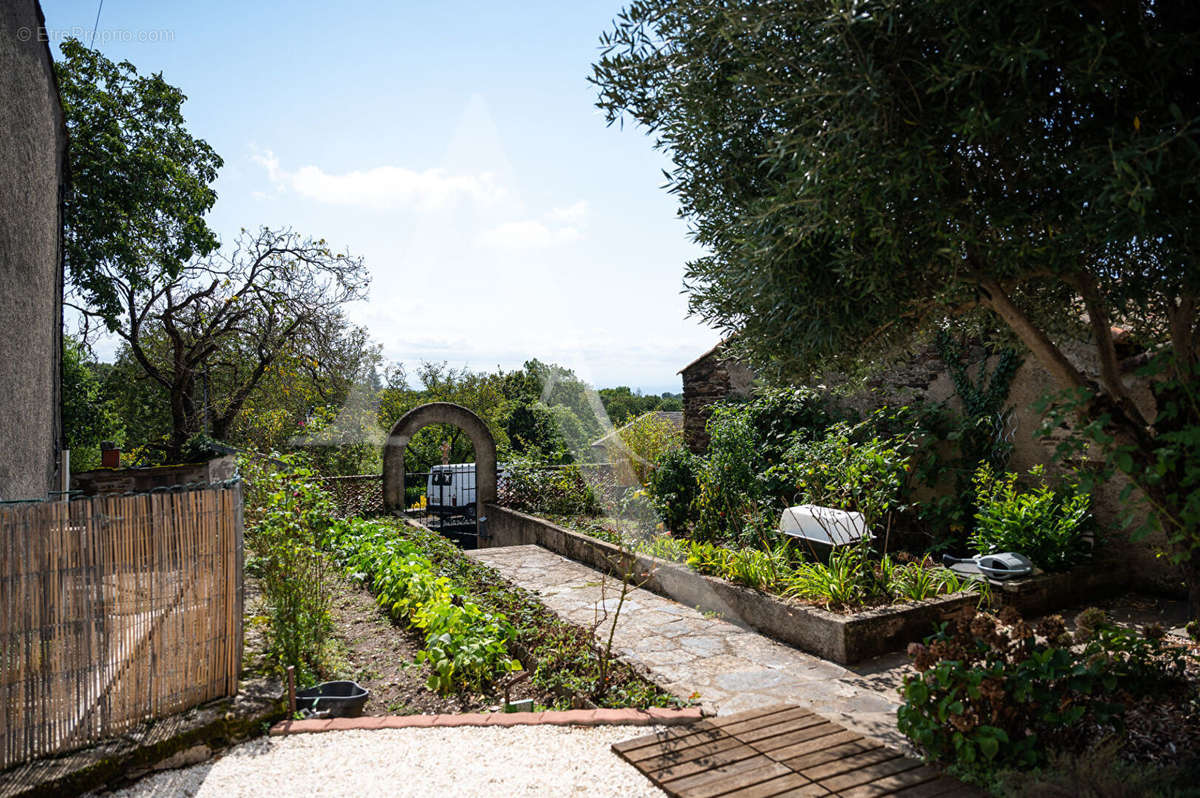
[269,707,703,736]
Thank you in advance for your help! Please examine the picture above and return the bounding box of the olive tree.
[593,0,1200,610]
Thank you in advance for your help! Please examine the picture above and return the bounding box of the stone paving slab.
[468,545,914,751]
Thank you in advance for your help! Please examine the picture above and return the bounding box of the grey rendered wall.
[0,1,65,501]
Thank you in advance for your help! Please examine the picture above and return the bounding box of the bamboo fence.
[0,482,244,770]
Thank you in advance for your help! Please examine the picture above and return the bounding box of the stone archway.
[382,402,497,521]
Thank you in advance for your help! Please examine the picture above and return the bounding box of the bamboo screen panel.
[0,483,244,769]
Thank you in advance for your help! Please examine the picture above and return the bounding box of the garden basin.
[295,680,370,717]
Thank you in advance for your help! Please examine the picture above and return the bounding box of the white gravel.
[104,726,667,798]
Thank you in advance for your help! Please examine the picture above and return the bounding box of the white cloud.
[546,200,588,224]
[481,219,581,250]
[252,150,508,210]
[479,200,588,251]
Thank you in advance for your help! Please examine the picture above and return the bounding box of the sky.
[42,0,720,395]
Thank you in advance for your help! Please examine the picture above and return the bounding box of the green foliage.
[599,386,682,427]
[609,411,684,485]
[497,458,600,517]
[56,38,221,328]
[593,0,1200,603]
[323,518,520,694]
[647,447,699,532]
[382,522,678,708]
[62,337,123,471]
[971,464,1092,571]
[505,402,570,463]
[593,0,1200,378]
[770,411,920,530]
[693,403,764,542]
[898,609,1193,781]
[783,548,983,610]
[580,524,980,609]
[245,456,335,684]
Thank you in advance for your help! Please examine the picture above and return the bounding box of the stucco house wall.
[0,0,66,501]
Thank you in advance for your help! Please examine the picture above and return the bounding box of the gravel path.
[103,726,666,798]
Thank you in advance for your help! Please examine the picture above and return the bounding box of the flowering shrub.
[898,607,1191,779]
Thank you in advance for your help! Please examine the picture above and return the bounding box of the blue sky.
[43,0,720,394]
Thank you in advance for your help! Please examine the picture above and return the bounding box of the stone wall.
[680,344,755,453]
[71,456,238,496]
[0,0,66,501]
[833,341,1179,595]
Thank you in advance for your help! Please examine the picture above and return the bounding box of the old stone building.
[0,0,67,500]
[679,341,755,453]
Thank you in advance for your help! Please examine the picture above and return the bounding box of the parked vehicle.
[426,462,508,517]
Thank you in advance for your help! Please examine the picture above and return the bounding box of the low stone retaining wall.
[484,505,978,664]
[986,558,1130,617]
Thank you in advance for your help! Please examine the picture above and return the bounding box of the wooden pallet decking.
[613,705,979,798]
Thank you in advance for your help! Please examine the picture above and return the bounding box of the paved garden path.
[468,545,914,751]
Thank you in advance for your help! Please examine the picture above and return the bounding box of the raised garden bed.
[984,557,1130,616]
[324,518,680,711]
[485,505,981,664]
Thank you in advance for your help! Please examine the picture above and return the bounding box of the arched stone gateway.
[382,402,497,522]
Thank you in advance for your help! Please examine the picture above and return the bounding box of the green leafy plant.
[971,464,1092,571]
[323,519,520,694]
[387,522,679,709]
[898,608,1191,781]
[770,410,920,532]
[646,446,699,533]
[245,456,336,684]
[497,457,600,517]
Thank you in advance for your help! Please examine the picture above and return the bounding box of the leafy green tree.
[62,337,123,470]
[594,0,1200,612]
[105,227,368,460]
[56,38,222,329]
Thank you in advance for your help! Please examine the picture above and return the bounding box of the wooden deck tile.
[720,772,827,797]
[718,707,816,738]
[650,743,763,783]
[748,719,853,753]
[663,755,793,798]
[613,720,719,754]
[776,738,881,771]
[792,746,902,782]
[708,705,796,728]
[830,765,944,797]
[623,728,727,762]
[816,755,924,793]
[641,736,750,774]
[612,704,974,798]
[734,714,829,746]
[756,725,854,761]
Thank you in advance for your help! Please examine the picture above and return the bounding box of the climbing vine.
[934,329,1023,471]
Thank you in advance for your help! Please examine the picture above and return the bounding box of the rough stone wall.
[0,0,65,501]
[71,457,238,496]
[834,341,1179,595]
[680,348,755,453]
